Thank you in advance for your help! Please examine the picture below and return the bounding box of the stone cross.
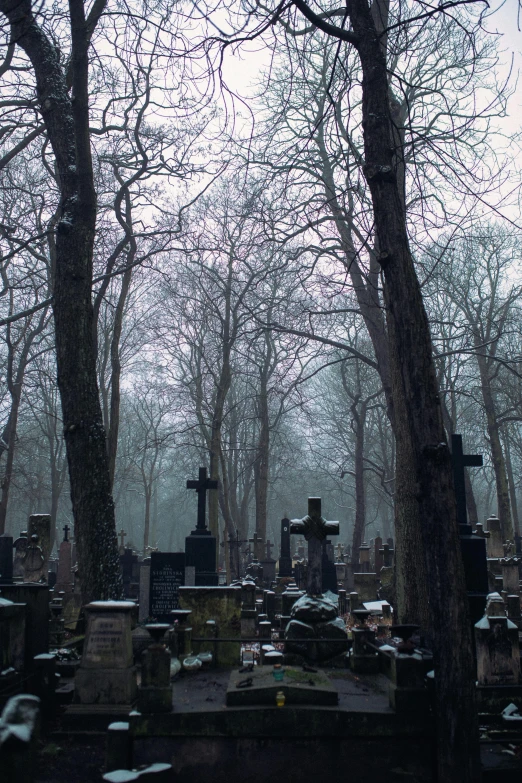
[223,530,248,580]
[451,434,483,528]
[186,467,218,532]
[265,539,274,560]
[290,498,339,596]
[249,531,264,561]
[63,524,70,542]
[119,528,127,549]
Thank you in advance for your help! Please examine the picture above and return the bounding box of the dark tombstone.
[260,539,276,585]
[451,434,488,626]
[185,467,219,586]
[0,535,13,584]
[149,552,185,622]
[120,548,139,599]
[278,517,293,577]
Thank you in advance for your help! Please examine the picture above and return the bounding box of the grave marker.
[149,552,185,622]
[185,466,219,585]
[290,498,339,596]
[278,517,293,577]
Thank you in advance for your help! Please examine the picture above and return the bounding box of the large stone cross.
[451,434,483,528]
[249,531,264,561]
[187,467,218,533]
[290,497,339,596]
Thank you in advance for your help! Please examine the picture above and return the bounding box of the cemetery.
[1,457,522,782]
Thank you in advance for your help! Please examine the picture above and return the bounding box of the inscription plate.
[149,552,185,622]
[84,615,124,663]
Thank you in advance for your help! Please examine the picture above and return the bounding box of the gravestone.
[23,535,46,583]
[55,525,73,593]
[225,531,247,581]
[149,552,185,622]
[74,601,137,705]
[0,596,25,670]
[486,515,504,558]
[285,498,347,661]
[28,514,51,567]
[475,592,521,686]
[185,467,219,586]
[120,548,139,599]
[260,539,276,585]
[12,532,28,579]
[0,535,13,584]
[501,556,521,596]
[278,518,293,577]
[0,583,49,666]
[374,536,383,573]
[321,539,338,593]
[358,542,371,573]
[179,585,242,667]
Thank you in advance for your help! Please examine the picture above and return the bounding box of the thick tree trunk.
[347,1,480,779]
[254,371,270,544]
[0,0,122,602]
[350,399,366,570]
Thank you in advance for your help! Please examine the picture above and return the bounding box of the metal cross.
[63,524,70,542]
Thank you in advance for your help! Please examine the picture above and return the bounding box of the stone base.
[388,683,430,712]
[350,653,379,674]
[75,665,137,705]
[137,685,172,713]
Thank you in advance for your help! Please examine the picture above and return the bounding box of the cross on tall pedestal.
[63,524,70,543]
[186,467,218,534]
[451,434,483,529]
[290,497,339,596]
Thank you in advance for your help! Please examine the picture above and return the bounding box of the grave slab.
[226,664,338,707]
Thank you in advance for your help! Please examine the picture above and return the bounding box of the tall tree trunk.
[503,428,520,538]
[0,0,122,602]
[350,398,366,570]
[345,1,480,778]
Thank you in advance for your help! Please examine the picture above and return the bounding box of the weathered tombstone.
[240,575,257,638]
[185,467,219,586]
[0,583,49,666]
[138,558,151,623]
[260,539,276,585]
[12,532,28,579]
[475,592,521,686]
[353,572,379,603]
[278,517,293,577]
[27,514,51,567]
[486,514,504,558]
[55,525,73,593]
[0,535,13,584]
[74,601,137,706]
[178,585,242,666]
[149,552,185,622]
[501,556,521,596]
[23,535,47,583]
[358,542,371,573]
[137,625,172,713]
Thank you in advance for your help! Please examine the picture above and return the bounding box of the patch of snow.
[34,653,56,660]
[475,616,490,629]
[89,601,135,609]
[102,771,138,782]
[363,601,392,613]
[378,644,395,652]
[108,722,129,731]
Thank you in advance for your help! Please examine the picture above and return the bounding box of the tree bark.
[0,0,122,602]
[345,0,480,777]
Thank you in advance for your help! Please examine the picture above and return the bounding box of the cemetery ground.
[2,497,522,781]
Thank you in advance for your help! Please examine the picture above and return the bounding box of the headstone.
[75,601,137,705]
[27,514,51,567]
[120,548,139,599]
[501,557,521,596]
[12,532,28,579]
[55,526,73,593]
[23,535,46,583]
[185,467,219,586]
[0,535,13,584]
[178,585,241,667]
[260,539,276,585]
[278,517,293,577]
[149,552,185,622]
[0,583,49,666]
[0,596,25,670]
[486,515,504,558]
[475,592,521,686]
[321,539,338,593]
[358,542,370,573]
